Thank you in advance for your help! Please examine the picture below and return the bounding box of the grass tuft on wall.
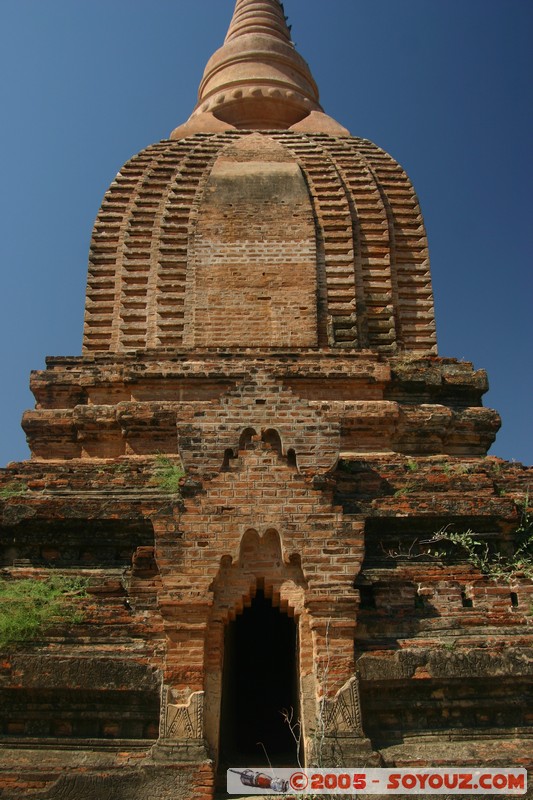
[0,576,88,649]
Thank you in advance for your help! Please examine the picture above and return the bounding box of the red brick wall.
[186,134,318,348]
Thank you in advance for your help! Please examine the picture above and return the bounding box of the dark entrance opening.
[219,590,299,771]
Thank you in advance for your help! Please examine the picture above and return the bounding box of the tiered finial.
[225,0,291,43]
[171,0,350,137]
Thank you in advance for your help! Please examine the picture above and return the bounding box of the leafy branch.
[380,538,429,561]
[423,496,533,582]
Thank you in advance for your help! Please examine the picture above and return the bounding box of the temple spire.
[171,0,350,137]
[225,0,292,44]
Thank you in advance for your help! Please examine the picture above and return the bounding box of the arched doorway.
[218,590,300,770]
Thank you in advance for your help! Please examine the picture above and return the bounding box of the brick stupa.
[1,1,532,798]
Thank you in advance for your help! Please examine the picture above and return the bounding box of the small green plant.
[454,463,473,475]
[0,481,28,500]
[426,528,491,569]
[150,456,185,496]
[0,576,88,648]
[425,511,533,583]
[112,461,130,474]
[393,481,418,498]
[516,493,533,536]
[95,462,130,476]
[441,461,473,477]
[406,459,419,473]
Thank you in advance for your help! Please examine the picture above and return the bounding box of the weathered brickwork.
[84,131,436,354]
[187,134,318,348]
[1,1,531,798]
[1,444,532,795]
[22,353,499,462]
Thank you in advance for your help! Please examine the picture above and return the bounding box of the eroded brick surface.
[1,427,532,796]
[84,131,436,354]
[1,1,531,797]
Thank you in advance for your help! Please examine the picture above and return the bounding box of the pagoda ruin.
[1,1,531,798]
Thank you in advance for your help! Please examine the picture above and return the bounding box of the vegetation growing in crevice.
[0,576,89,648]
[0,481,28,500]
[393,481,419,498]
[150,455,186,496]
[425,495,533,582]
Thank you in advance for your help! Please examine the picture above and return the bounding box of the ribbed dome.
[84,131,436,355]
[84,1,436,356]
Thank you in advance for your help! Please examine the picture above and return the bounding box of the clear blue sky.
[0,0,531,466]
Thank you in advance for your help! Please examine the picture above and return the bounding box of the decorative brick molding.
[320,675,364,736]
[163,690,204,740]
